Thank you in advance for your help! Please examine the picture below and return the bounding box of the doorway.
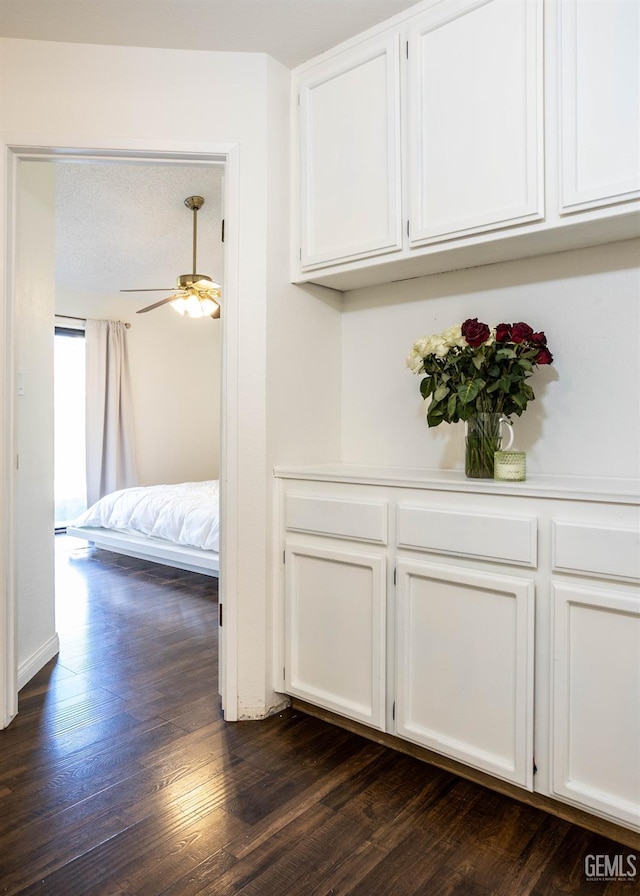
[1,144,240,728]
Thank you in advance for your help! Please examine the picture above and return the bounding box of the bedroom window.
[54,325,87,528]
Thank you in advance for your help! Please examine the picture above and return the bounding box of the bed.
[66,480,219,577]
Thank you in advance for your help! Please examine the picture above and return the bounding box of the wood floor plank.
[166,803,338,896]
[0,719,179,835]
[225,806,376,896]
[0,750,262,893]
[342,825,463,896]
[225,740,385,860]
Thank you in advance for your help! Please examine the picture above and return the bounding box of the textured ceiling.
[0,0,419,68]
[54,162,225,299]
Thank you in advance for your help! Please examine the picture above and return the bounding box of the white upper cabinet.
[291,0,640,288]
[297,32,402,269]
[558,0,640,213]
[407,0,543,245]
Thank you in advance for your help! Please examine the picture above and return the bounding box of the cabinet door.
[297,32,402,269]
[559,0,640,213]
[284,542,387,729]
[407,0,543,245]
[551,582,640,830]
[396,559,535,788]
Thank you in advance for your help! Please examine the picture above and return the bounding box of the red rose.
[531,331,547,346]
[461,318,490,347]
[495,323,512,343]
[511,322,534,343]
[535,347,553,365]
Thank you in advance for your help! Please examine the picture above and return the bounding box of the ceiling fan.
[121,195,221,318]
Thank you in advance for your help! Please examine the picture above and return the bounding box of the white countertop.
[273,463,640,505]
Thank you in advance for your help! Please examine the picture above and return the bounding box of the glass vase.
[465,413,510,479]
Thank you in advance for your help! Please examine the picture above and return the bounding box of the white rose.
[412,335,432,356]
[405,349,425,373]
[441,324,465,348]
[432,335,450,358]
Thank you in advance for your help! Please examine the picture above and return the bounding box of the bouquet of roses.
[406,318,553,428]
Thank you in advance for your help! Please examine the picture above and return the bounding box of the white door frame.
[0,139,240,727]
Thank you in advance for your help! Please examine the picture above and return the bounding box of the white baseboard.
[18,633,60,691]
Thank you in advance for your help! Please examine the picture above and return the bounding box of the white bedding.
[72,480,220,553]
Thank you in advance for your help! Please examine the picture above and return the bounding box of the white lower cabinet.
[395,558,535,788]
[550,581,640,829]
[284,541,387,730]
[276,470,640,834]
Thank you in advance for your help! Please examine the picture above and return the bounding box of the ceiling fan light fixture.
[171,291,221,319]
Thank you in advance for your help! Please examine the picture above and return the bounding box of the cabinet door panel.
[551,583,640,829]
[298,33,402,268]
[396,559,535,788]
[408,0,543,244]
[559,0,640,212]
[285,542,386,729]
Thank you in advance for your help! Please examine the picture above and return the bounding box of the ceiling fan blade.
[136,295,179,314]
[121,288,174,293]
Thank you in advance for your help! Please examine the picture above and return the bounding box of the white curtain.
[85,319,138,505]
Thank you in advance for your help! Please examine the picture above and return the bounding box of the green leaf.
[496,348,517,360]
[518,358,533,371]
[427,404,445,427]
[434,385,450,402]
[458,405,475,421]
[420,377,434,399]
[498,376,511,392]
[457,380,479,404]
[447,393,458,418]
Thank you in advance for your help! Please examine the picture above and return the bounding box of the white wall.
[15,162,58,686]
[264,56,343,708]
[342,238,640,480]
[0,38,343,716]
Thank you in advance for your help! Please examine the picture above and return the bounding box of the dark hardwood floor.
[0,535,636,895]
